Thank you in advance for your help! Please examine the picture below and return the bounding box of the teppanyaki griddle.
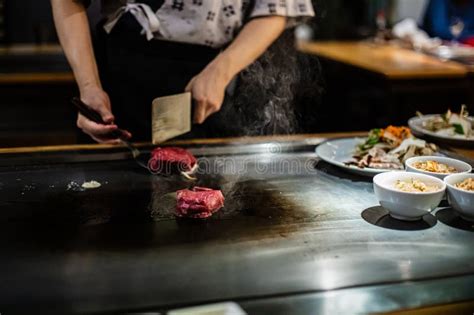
[0,141,473,314]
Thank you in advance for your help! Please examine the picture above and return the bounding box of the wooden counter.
[0,44,74,84]
[1,132,472,159]
[299,41,469,79]
[0,133,342,153]
[0,72,74,84]
[1,42,472,84]
[0,44,64,55]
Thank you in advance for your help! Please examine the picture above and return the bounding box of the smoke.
[234,30,300,135]
[196,29,324,213]
[206,29,323,137]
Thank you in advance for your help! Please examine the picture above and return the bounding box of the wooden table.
[298,40,474,130]
[1,132,472,159]
[298,41,469,80]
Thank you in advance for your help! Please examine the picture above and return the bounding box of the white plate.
[408,115,474,148]
[428,45,474,59]
[315,137,396,177]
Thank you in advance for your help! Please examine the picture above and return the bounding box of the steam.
[211,29,323,213]
[221,29,322,136]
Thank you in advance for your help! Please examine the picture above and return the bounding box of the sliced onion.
[181,163,198,181]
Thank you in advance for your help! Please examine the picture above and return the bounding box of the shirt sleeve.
[425,0,455,40]
[249,0,315,25]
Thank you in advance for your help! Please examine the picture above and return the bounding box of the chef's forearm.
[51,0,101,93]
[213,16,287,83]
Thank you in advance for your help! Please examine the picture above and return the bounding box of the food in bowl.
[412,160,458,174]
[373,172,446,221]
[455,178,474,192]
[444,174,474,221]
[395,178,440,193]
[405,156,472,180]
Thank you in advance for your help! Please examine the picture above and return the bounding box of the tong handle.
[71,97,123,139]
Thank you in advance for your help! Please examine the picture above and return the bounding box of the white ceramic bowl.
[373,172,446,221]
[405,156,472,180]
[444,174,474,221]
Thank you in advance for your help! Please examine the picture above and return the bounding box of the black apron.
[93,0,309,141]
[95,9,223,141]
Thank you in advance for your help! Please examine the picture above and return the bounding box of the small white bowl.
[373,172,446,221]
[444,174,474,221]
[405,156,472,180]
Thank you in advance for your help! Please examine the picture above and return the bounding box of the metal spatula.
[71,97,149,170]
[152,92,192,144]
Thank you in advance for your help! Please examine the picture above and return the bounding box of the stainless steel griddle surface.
[0,143,473,314]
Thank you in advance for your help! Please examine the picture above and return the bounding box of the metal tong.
[71,97,148,170]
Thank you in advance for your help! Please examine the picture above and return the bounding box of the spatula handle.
[71,97,106,124]
[71,97,123,139]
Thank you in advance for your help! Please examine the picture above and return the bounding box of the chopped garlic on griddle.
[81,181,102,189]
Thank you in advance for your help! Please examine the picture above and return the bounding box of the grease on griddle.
[21,183,37,195]
[67,181,85,192]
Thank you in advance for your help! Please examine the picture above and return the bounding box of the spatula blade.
[152,92,192,144]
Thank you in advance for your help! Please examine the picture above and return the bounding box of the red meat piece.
[148,147,197,175]
[176,187,225,219]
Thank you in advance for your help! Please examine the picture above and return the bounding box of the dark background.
[4,0,56,43]
[2,0,103,43]
[1,0,471,148]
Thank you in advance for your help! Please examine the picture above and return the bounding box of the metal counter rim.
[0,133,360,155]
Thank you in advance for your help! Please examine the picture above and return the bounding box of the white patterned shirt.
[100,0,315,48]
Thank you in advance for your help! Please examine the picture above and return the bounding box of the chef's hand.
[78,86,132,144]
[185,61,230,124]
